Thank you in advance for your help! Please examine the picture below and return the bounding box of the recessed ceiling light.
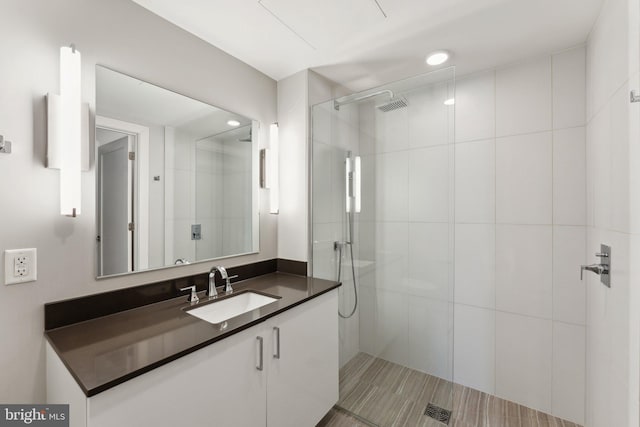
[227,120,240,127]
[444,98,455,106]
[426,50,450,66]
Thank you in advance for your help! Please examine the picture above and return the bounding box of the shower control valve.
[333,241,352,251]
[579,244,611,288]
[580,264,606,280]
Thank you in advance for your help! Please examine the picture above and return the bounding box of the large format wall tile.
[552,226,586,325]
[454,139,495,223]
[454,304,495,394]
[408,145,450,223]
[454,223,495,309]
[496,311,553,413]
[552,321,585,425]
[375,151,409,221]
[376,105,409,153]
[455,71,496,143]
[375,289,409,367]
[409,297,452,380]
[553,127,586,225]
[496,132,552,225]
[374,222,409,291]
[552,46,586,129]
[408,83,450,148]
[408,222,450,301]
[496,57,552,137]
[495,225,553,319]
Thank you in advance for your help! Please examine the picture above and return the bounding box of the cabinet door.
[89,325,268,427]
[267,290,339,427]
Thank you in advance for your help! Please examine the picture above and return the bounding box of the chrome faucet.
[208,266,237,297]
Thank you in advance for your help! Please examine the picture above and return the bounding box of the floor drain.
[424,403,452,425]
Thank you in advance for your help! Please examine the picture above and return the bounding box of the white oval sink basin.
[186,291,279,324]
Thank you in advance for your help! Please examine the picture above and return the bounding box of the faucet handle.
[223,275,239,293]
[580,264,606,280]
[180,285,199,303]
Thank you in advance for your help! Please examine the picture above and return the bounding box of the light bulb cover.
[354,156,361,213]
[269,123,279,214]
[345,156,362,213]
[345,157,352,213]
[59,46,82,216]
[426,50,450,66]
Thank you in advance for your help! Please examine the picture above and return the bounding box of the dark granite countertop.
[45,273,340,397]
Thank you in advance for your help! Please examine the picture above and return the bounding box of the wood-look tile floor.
[317,353,582,427]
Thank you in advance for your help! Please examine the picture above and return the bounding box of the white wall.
[0,0,276,404]
[277,70,309,262]
[278,70,351,264]
[452,47,587,424]
[585,0,640,425]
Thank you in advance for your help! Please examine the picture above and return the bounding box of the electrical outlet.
[4,248,37,285]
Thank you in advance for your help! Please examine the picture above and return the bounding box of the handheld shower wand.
[337,153,360,319]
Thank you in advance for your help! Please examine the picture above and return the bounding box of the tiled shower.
[311,46,588,425]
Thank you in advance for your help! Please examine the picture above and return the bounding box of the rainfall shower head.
[376,96,408,112]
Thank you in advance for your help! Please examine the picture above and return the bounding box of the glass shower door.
[311,68,456,426]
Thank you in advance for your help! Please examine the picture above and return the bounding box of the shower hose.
[337,209,358,319]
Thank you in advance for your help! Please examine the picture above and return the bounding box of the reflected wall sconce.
[0,135,11,154]
[260,123,279,214]
[345,156,361,213]
[46,45,89,217]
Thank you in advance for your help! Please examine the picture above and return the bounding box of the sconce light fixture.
[268,123,279,214]
[260,124,280,214]
[345,156,361,213]
[47,45,87,217]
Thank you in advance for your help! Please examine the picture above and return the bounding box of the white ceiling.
[131,0,603,91]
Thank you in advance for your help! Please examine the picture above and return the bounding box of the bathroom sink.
[186,291,279,324]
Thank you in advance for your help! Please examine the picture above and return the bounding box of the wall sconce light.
[260,123,280,214]
[268,123,279,214]
[47,45,88,217]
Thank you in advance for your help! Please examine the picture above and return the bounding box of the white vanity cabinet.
[46,289,338,427]
[266,290,339,427]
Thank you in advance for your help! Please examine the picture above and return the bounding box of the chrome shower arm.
[334,89,394,110]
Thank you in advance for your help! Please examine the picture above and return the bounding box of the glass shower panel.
[311,67,456,426]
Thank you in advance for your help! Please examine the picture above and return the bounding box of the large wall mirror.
[95,66,259,278]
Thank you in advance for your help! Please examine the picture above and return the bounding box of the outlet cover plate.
[4,248,37,285]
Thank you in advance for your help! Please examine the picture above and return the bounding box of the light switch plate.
[4,248,37,285]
